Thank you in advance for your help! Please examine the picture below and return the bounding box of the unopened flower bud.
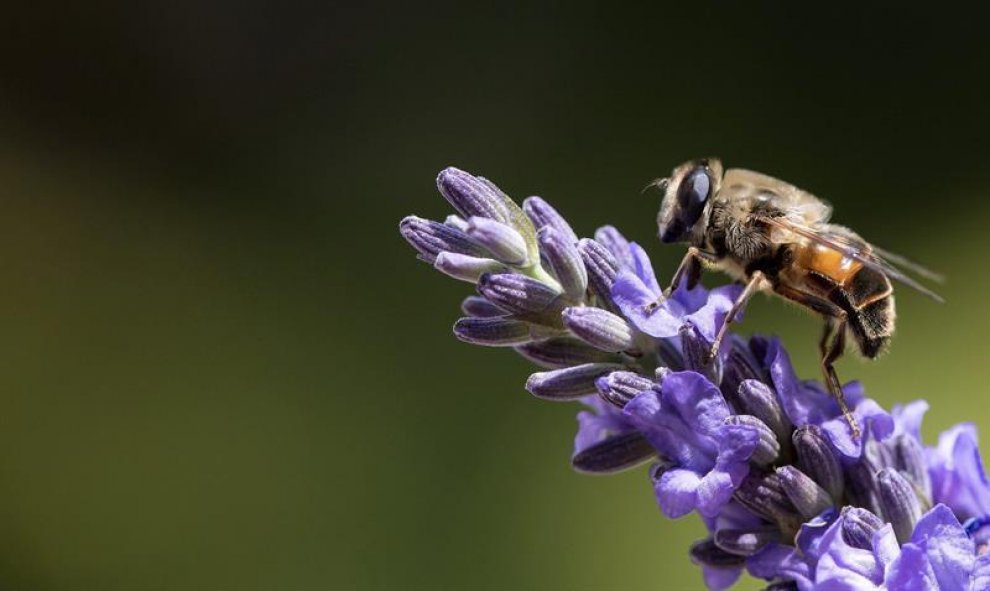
[453,317,531,346]
[538,227,587,300]
[571,431,655,474]
[877,468,924,544]
[525,363,626,400]
[776,465,833,520]
[522,196,578,245]
[436,167,512,224]
[562,306,635,353]
[466,216,530,266]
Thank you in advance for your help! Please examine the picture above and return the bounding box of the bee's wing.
[867,245,945,284]
[756,215,945,303]
[721,169,833,225]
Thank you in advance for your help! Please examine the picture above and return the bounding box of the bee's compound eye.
[676,167,711,227]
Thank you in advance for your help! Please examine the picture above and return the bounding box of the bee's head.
[655,158,722,244]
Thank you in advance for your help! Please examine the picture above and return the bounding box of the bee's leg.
[774,284,861,438]
[665,247,719,296]
[820,315,860,439]
[646,248,705,312]
[706,271,765,363]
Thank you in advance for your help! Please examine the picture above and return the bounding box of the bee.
[652,158,944,437]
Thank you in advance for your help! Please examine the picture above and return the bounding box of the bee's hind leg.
[820,315,861,439]
[774,284,861,439]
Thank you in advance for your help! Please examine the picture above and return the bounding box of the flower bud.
[595,371,655,408]
[723,415,780,467]
[737,379,792,445]
[477,273,562,323]
[733,472,801,534]
[562,306,635,353]
[680,324,720,384]
[578,239,620,309]
[522,196,578,245]
[435,252,506,282]
[776,465,833,520]
[793,425,844,501]
[514,337,615,369]
[460,295,505,318]
[525,363,626,400]
[466,216,529,266]
[839,506,885,550]
[436,167,511,224]
[400,215,485,261]
[713,526,781,556]
[453,317,531,346]
[571,431,656,474]
[892,434,932,498]
[538,227,587,300]
[444,214,470,231]
[689,538,747,569]
[877,468,924,544]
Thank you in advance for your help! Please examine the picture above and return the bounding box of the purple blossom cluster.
[399,167,990,590]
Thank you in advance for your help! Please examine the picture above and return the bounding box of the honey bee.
[653,158,944,437]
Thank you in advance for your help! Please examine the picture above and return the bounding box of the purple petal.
[663,371,732,441]
[682,283,743,342]
[670,275,711,312]
[624,386,708,468]
[820,395,894,460]
[884,543,938,591]
[628,242,661,294]
[815,515,885,584]
[872,523,901,574]
[716,422,761,465]
[971,552,990,591]
[611,270,685,337]
[892,400,929,442]
[795,509,837,560]
[766,340,891,460]
[747,544,813,591]
[929,424,990,521]
[696,464,746,518]
[909,505,975,591]
[573,395,635,455]
[655,468,703,518]
[594,226,634,270]
[701,564,743,591]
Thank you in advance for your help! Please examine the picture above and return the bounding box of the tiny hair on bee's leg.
[773,283,861,439]
[706,271,765,364]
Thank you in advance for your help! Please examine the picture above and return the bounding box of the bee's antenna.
[642,177,669,195]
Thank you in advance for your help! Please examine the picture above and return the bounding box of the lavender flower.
[400,167,990,590]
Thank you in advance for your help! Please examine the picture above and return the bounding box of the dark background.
[0,3,987,589]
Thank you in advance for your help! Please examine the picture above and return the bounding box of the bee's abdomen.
[838,267,896,359]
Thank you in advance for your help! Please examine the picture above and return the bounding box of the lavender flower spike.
[400,167,989,591]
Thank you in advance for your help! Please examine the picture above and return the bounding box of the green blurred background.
[0,3,987,590]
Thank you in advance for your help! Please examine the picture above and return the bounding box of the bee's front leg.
[645,247,717,313]
[665,247,718,297]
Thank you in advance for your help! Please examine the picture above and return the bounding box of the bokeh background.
[0,3,987,590]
